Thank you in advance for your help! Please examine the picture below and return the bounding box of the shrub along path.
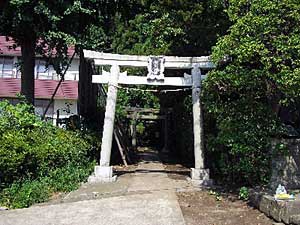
[0,148,273,225]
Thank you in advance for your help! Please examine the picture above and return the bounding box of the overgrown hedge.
[0,100,96,208]
[202,0,300,186]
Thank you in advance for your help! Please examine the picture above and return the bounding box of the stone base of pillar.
[190,168,213,186]
[88,166,117,183]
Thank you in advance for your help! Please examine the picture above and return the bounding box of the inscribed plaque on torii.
[147,56,165,81]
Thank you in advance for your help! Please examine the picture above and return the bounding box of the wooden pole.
[131,111,137,151]
[99,64,120,167]
[114,129,128,166]
[162,115,169,153]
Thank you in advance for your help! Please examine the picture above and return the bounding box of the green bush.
[46,163,94,192]
[202,0,300,185]
[239,186,249,201]
[0,163,94,208]
[0,100,97,208]
[0,179,51,209]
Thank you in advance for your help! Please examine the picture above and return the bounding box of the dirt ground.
[162,163,274,225]
[177,190,274,225]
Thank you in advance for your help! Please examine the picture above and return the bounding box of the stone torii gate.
[84,50,214,185]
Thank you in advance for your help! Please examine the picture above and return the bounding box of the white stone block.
[190,168,213,186]
[87,166,117,183]
[94,166,113,178]
[88,175,117,183]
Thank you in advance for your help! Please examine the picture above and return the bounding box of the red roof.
[0,36,76,57]
[0,78,78,100]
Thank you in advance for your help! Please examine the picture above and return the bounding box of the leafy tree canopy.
[1,0,104,67]
[0,0,111,103]
[112,0,229,56]
[203,0,300,184]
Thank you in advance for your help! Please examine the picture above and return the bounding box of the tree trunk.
[20,38,35,105]
[78,50,99,121]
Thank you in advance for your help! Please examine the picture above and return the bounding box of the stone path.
[0,191,185,225]
[0,150,189,225]
[0,149,275,225]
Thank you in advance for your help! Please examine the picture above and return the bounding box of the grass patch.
[0,162,95,208]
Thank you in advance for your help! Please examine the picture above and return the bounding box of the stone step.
[250,190,300,224]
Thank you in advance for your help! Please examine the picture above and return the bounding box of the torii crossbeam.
[84,50,214,185]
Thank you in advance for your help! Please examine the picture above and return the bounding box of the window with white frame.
[35,59,54,79]
[0,57,14,78]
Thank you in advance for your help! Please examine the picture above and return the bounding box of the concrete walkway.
[0,150,190,225]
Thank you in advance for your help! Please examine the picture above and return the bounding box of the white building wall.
[63,58,80,81]
[53,99,78,125]
[54,99,78,118]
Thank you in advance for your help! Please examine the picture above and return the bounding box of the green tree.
[203,0,300,184]
[113,0,228,56]
[0,0,107,104]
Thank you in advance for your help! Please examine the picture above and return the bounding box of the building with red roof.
[0,36,80,124]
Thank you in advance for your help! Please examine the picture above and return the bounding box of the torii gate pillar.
[88,64,119,183]
[191,65,212,186]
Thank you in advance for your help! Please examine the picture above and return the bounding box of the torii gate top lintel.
[84,49,215,87]
[83,49,214,69]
